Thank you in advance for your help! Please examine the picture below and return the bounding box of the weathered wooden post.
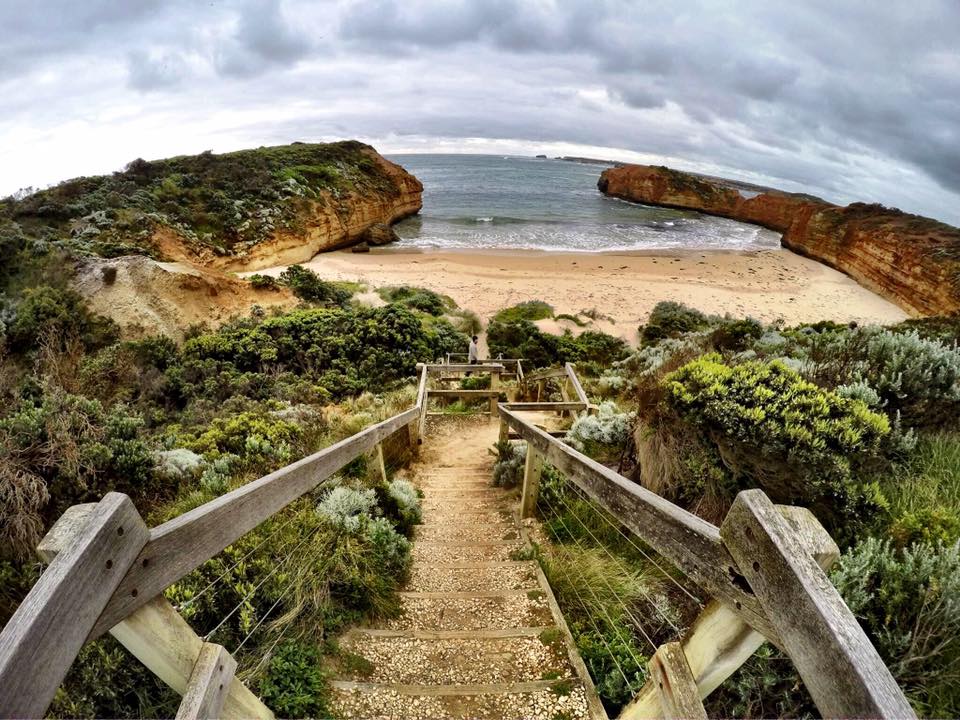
[619,505,841,720]
[520,445,545,518]
[650,642,707,720]
[34,504,273,720]
[720,490,915,720]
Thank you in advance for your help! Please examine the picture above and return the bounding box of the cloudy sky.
[2,0,959,224]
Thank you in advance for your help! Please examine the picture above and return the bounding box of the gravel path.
[331,415,593,719]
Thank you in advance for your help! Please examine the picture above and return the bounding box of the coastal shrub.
[8,285,118,354]
[654,354,891,534]
[640,301,710,344]
[710,317,764,352]
[461,375,490,390]
[565,402,634,463]
[831,538,960,717]
[256,641,330,719]
[316,486,377,531]
[279,265,351,306]
[179,411,301,464]
[881,433,960,533]
[377,285,449,315]
[487,318,627,370]
[448,307,482,335]
[384,478,422,534]
[491,439,526,489]
[888,508,960,549]
[248,273,280,291]
[0,391,157,558]
[890,314,960,344]
[492,300,554,324]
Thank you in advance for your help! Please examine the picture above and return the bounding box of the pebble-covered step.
[336,634,575,684]
[331,682,591,720]
[386,591,554,631]
[416,522,519,543]
[411,541,525,564]
[407,561,538,592]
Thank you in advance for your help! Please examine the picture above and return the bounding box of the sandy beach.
[253,246,908,346]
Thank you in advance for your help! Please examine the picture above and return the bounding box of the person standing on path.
[467,335,479,375]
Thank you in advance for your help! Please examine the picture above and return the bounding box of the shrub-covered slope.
[2,140,422,271]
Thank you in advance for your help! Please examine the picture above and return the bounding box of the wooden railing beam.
[721,490,915,719]
[90,407,418,639]
[0,494,149,719]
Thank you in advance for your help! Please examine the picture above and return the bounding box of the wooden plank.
[524,366,569,382]
[650,642,707,720]
[422,363,506,373]
[520,446,544,519]
[720,490,915,719]
[501,401,587,411]
[37,508,274,720]
[508,430,566,440]
[620,505,840,719]
[499,407,780,643]
[176,643,237,720]
[371,442,389,483]
[91,407,418,638]
[499,418,509,443]
[0,493,149,719]
[565,363,590,407]
[428,389,501,397]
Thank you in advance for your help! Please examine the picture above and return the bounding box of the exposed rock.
[72,255,296,340]
[598,164,960,316]
[351,241,371,253]
[362,222,400,246]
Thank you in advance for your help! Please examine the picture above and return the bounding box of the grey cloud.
[1,0,959,224]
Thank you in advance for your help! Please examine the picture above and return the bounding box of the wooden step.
[415,524,519,543]
[386,591,552,632]
[335,633,574,684]
[412,542,524,564]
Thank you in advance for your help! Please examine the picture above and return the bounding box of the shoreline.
[250,245,908,346]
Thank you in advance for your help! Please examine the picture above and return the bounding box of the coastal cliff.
[1,141,421,335]
[598,165,960,316]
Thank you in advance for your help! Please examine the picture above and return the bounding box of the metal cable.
[202,523,324,641]
[174,511,303,613]
[564,480,704,607]
[540,492,658,654]
[539,492,651,675]
[551,483,682,636]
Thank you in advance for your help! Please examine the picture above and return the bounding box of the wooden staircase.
[331,417,603,719]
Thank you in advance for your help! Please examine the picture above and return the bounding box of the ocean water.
[387,154,782,252]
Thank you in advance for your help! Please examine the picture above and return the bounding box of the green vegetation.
[377,285,452,316]
[278,264,351,306]
[1,141,398,262]
[487,302,629,370]
[574,302,960,717]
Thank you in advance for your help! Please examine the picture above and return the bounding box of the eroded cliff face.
[598,165,960,316]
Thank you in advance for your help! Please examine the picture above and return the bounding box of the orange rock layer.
[598,165,960,316]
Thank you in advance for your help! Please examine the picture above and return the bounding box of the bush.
[492,300,553,324]
[316,486,377,531]
[657,354,891,535]
[492,440,526,489]
[179,411,301,465]
[566,402,634,463]
[279,265,351,306]
[640,301,709,344]
[377,285,450,316]
[257,641,330,719]
[487,319,627,370]
[832,538,960,717]
[888,508,960,549]
[710,317,764,352]
[8,285,118,354]
[248,273,280,291]
[0,391,157,558]
[385,478,421,533]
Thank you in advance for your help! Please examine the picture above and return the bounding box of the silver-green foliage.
[831,537,960,716]
[316,486,377,531]
[566,401,635,455]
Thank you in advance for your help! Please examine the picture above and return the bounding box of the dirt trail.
[331,415,599,719]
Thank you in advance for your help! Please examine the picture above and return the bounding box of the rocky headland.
[2,141,422,335]
[598,164,960,316]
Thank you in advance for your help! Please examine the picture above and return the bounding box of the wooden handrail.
[499,405,779,642]
[499,374,916,720]
[90,406,419,639]
[564,362,590,408]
